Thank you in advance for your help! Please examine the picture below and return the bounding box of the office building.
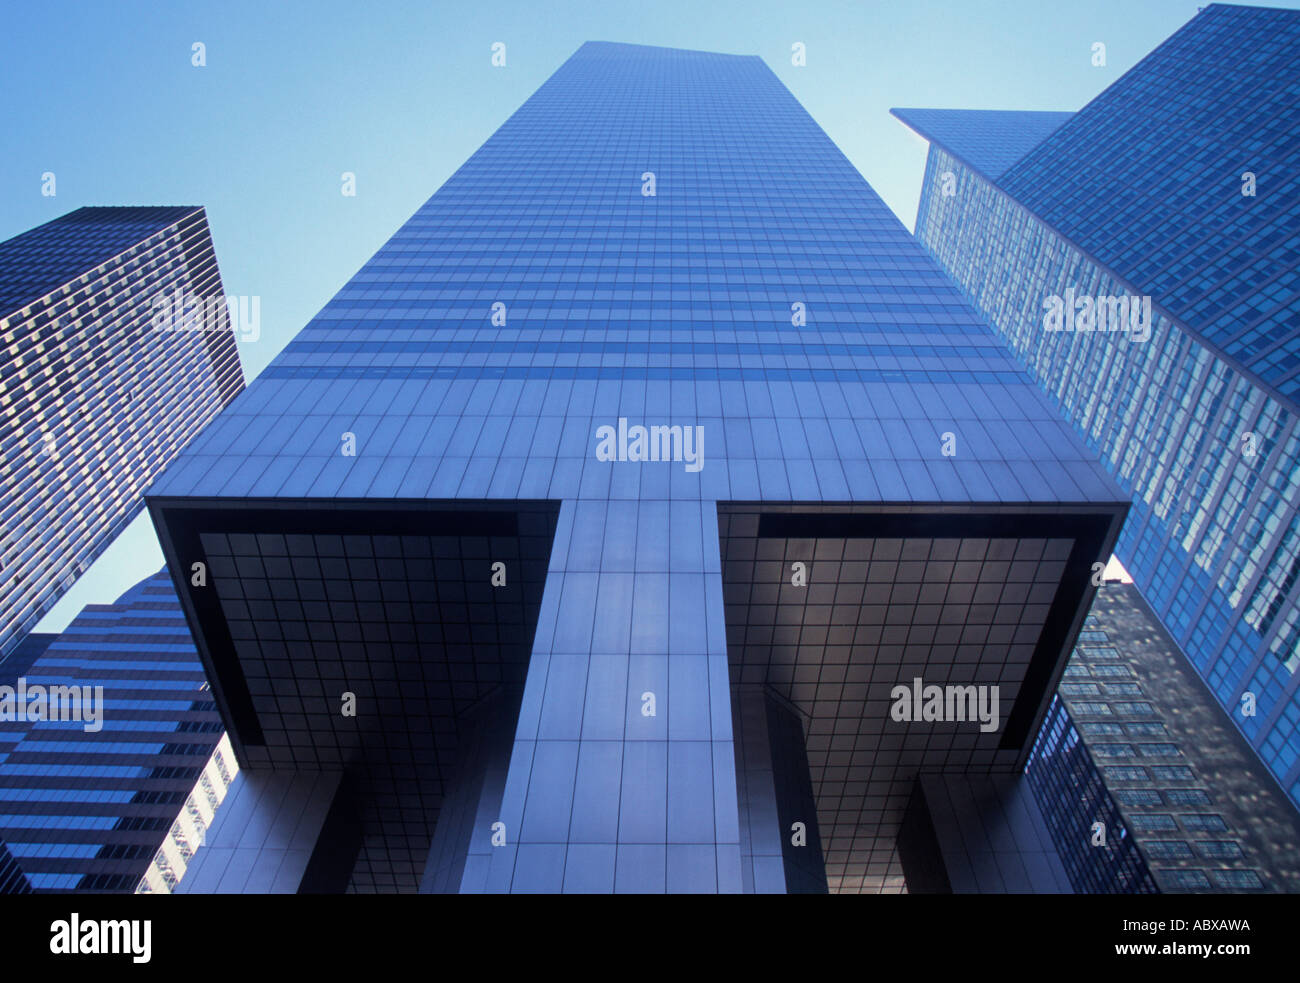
[0,206,245,661]
[1024,689,1157,894]
[0,570,234,893]
[1029,580,1300,893]
[895,3,1300,818]
[151,41,1131,894]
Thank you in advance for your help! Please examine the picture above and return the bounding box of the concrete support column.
[465,498,742,893]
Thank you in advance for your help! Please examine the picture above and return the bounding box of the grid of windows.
[901,6,1300,803]
[720,514,1074,893]
[1026,586,1292,892]
[1024,694,1156,894]
[0,572,232,893]
[999,6,1300,399]
[146,41,1129,894]
[0,207,245,659]
[192,505,556,893]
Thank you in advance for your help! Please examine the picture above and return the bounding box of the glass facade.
[148,41,1128,893]
[898,3,1300,815]
[1025,692,1156,894]
[0,839,30,894]
[997,6,1300,400]
[0,206,245,660]
[135,732,239,895]
[0,571,234,893]
[1029,582,1300,893]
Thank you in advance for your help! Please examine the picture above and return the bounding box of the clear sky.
[4,0,1289,630]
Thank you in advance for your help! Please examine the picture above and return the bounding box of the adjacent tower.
[895,3,1300,815]
[0,206,245,660]
[0,571,236,893]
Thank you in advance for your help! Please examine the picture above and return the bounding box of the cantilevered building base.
[720,503,1122,892]
[152,496,1122,892]
[150,498,558,892]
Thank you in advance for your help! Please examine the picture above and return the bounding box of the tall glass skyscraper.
[895,3,1300,814]
[0,204,246,893]
[0,206,245,660]
[0,570,235,893]
[147,41,1129,894]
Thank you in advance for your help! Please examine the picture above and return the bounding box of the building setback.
[0,206,245,661]
[894,4,1300,819]
[152,41,1128,894]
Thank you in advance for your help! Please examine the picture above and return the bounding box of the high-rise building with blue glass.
[148,40,1130,894]
[0,205,246,893]
[0,206,246,661]
[0,570,236,893]
[895,3,1300,820]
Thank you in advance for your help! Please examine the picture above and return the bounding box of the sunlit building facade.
[0,206,245,660]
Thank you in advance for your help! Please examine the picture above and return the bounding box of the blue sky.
[4,0,1286,629]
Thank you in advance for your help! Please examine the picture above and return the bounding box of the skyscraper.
[0,206,246,660]
[1029,580,1300,893]
[0,570,235,893]
[149,41,1128,894]
[895,3,1300,815]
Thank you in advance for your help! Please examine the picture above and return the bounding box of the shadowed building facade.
[149,41,1127,893]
